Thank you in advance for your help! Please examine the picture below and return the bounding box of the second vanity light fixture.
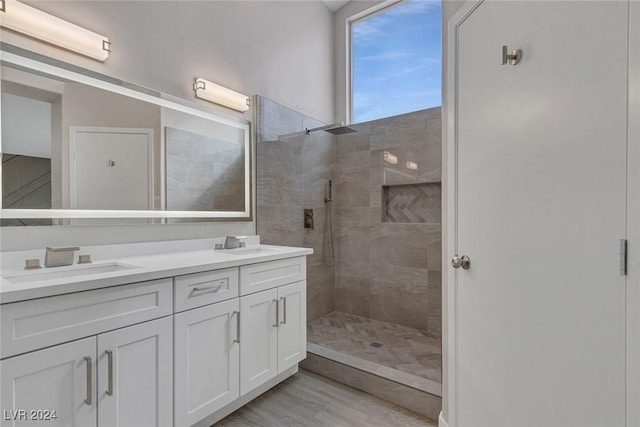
[194,77,250,112]
[0,0,111,61]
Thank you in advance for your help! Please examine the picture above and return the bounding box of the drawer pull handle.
[84,356,92,406]
[273,299,279,327]
[189,284,224,296]
[106,350,114,396]
[233,311,240,344]
[280,297,287,325]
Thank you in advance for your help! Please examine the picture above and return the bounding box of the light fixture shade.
[0,0,110,61]
[194,78,250,112]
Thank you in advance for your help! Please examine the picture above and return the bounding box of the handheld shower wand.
[323,180,334,267]
[325,179,333,203]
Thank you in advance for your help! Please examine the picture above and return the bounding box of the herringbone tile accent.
[308,312,442,383]
[383,183,441,223]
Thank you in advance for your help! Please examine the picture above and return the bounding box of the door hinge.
[620,239,628,276]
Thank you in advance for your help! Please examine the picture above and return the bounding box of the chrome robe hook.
[501,45,522,65]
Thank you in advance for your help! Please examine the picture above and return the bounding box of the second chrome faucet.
[222,236,247,249]
[44,246,79,267]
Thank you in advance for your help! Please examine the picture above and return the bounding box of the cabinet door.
[277,281,307,372]
[239,288,278,395]
[0,337,97,427]
[174,299,240,427]
[97,317,172,427]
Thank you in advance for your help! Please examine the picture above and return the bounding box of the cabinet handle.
[84,356,92,406]
[273,299,279,327]
[280,297,287,325]
[190,284,223,296]
[233,311,240,344]
[106,350,114,396]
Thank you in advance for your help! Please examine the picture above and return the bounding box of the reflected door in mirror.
[70,127,153,210]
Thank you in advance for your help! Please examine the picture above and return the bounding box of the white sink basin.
[4,262,139,284]
[219,247,278,256]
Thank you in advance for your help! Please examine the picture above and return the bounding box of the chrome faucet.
[45,246,79,267]
[223,236,247,249]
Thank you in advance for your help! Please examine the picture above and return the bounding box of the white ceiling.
[323,0,350,12]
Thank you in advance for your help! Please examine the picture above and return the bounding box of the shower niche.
[382,182,441,223]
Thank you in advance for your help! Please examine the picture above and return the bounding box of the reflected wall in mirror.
[0,44,252,224]
[166,127,245,212]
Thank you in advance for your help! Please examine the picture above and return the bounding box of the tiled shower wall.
[334,108,442,336]
[256,96,336,321]
[256,99,442,336]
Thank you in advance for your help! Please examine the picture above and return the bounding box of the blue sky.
[352,0,442,123]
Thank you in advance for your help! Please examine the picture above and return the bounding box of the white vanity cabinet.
[0,249,309,427]
[0,317,173,427]
[174,299,240,427]
[174,257,307,425]
[97,317,173,427]
[0,279,173,427]
[276,280,307,371]
[0,337,97,427]
[239,288,279,394]
[239,280,307,395]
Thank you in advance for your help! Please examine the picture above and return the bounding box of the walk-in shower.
[256,95,443,420]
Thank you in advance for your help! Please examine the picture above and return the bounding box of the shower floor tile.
[307,312,442,384]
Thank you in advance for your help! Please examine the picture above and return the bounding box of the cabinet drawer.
[174,267,239,312]
[1,279,172,359]
[239,257,306,296]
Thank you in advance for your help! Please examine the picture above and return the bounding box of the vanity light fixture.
[406,161,418,170]
[194,78,250,112]
[0,0,111,61]
[383,151,398,165]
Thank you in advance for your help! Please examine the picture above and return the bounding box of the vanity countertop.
[0,238,312,304]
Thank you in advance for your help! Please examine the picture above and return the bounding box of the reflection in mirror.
[0,44,252,224]
[166,127,245,212]
[2,92,52,210]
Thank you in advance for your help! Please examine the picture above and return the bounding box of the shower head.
[306,122,357,135]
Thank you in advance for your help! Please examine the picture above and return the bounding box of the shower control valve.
[304,209,314,230]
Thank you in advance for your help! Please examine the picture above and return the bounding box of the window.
[350,0,441,123]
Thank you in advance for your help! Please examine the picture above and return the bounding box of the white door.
[453,2,628,426]
[277,281,306,372]
[70,127,153,210]
[0,337,97,427]
[174,299,240,427]
[97,317,172,427]
[240,289,278,395]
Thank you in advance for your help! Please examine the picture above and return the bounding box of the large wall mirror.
[0,43,252,226]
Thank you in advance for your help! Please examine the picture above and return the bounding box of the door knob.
[451,255,471,270]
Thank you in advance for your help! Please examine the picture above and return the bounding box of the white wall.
[1,1,335,251]
[1,93,52,158]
